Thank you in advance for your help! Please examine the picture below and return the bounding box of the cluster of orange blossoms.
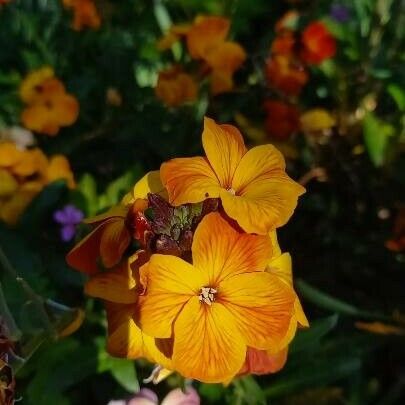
[0,140,75,225]
[67,117,308,384]
[156,16,246,107]
[264,12,336,140]
[20,66,79,136]
[62,0,101,31]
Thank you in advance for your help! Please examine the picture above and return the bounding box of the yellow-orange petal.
[202,117,247,188]
[0,142,24,168]
[160,156,221,205]
[133,170,167,200]
[105,302,172,369]
[19,66,54,103]
[172,296,245,383]
[220,145,305,234]
[49,92,79,126]
[267,252,309,329]
[204,41,246,73]
[186,16,230,60]
[238,347,288,376]
[66,219,115,274]
[11,148,48,178]
[138,254,203,338]
[0,169,18,197]
[84,265,137,304]
[46,155,75,189]
[192,212,272,285]
[99,219,131,268]
[220,271,295,350]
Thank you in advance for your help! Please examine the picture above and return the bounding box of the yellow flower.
[20,67,79,136]
[0,169,18,197]
[300,109,336,133]
[138,213,296,383]
[19,66,54,104]
[46,155,76,189]
[160,117,305,234]
[0,181,43,226]
[0,142,24,168]
[11,148,48,178]
[155,66,197,107]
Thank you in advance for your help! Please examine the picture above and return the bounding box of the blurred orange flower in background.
[20,67,79,136]
[62,0,101,31]
[264,100,300,140]
[266,55,308,96]
[301,21,336,65]
[157,15,246,97]
[155,66,197,107]
[0,140,75,225]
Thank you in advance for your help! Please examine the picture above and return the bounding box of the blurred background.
[0,0,404,404]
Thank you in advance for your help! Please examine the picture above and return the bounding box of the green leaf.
[264,357,361,398]
[290,315,339,354]
[233,376,266,405]
[387,84,405,111]
[77,173,98,215]
[363,112,394,167]
[109,358,139,393]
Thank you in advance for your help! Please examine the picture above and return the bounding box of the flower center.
[226,187,236,195]
[199,287,217,306]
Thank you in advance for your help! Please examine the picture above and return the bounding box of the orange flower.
[20,67,79,136]
[266,54,308,96]
[160,117,305,234]
[62,0,101,31]
[355,321,405,336]
[155,67,197,107]
[186,16,230,60]
[300,21,336,65]
[0,142,24,168]
[66,171,164,274]
[139,213,296,383]
[264,100,300,140]
[186,16,246,95]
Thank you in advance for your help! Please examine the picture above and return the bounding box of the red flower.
[300,21,336,65]
[264,100,300,140]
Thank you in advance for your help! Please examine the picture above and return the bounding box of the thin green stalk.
[296,279,392,323]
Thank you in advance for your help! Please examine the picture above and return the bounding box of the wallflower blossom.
[300,22,337,65]
[20,66,79,136]
[62,0,101,31]
[139,213,296,383]
[155,67,198,107]
[157,16,246,96]
[186,16,246,95]
[54,204,84,242]
[0,141,76,225]
[300,108,336,134]
[265,55,308,96]
[161,117,305,234]
[264,100,300,140]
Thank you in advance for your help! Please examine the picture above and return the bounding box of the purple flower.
[53,204,84,242]
[330,4,350,22]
